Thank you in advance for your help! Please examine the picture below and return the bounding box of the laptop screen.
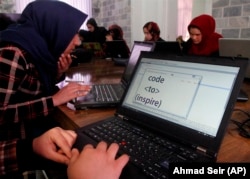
[122,41,155,83]
[105,40,130,58]
[153,41,182,55]
[122,55,240,137]
[219,38,250,78]
[82,42,102,51]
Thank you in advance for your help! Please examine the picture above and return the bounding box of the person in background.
[180,14,223,57]
[143,21,165,41]
[105,24,130,57]
[86,17,108,47]
[0,1,92,177]
[78,29,91,42]
[71,29,93,65]
[106,24,125,41]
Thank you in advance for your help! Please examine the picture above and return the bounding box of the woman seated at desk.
[178,14,223,57]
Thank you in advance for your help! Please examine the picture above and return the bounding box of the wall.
[212,0,250,38]
[92,0,178,48]
[2,0,249,43]
[92,0,250,45]
[192,0,212,18]
[131,0,177,44]
[0,0,15,12]
[92,0,131,47]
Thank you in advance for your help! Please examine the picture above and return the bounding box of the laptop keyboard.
[81,118,210,179]
[92,84,124,102]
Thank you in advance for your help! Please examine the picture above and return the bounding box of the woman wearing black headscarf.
[86,17,108,47]
[0,1,91,177]
[0,1,129,178]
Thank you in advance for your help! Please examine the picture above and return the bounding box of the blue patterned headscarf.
[0,0,87,94]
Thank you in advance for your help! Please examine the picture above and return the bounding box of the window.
[13,0,92,29]
[177,0,193,41]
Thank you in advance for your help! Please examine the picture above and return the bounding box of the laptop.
[113,41,155,66]
[82,42,102,52]
[105,40,130,59]
[73,41,155,109]
[82,42,103,57]
[219,38,250,78]
[154,41,183,55]
[219,38,250,101]
[73,52,247,178]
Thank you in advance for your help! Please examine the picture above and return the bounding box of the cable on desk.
[231,108,250,138]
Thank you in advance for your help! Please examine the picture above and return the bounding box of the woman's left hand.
[33,127,77,165]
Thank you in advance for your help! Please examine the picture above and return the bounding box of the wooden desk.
[216,80,250,162]
[54,60,250,163]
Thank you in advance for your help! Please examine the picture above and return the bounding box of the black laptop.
[153,41,183,55]
[73,52,247,178]
[219,38,250,101]
[105,40,130,59]
[73,41,155,109]
[219,38,250,78]
[113,41,155,66]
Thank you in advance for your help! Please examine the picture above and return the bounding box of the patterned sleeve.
[0,138,38,176]
[0,139,18,175]
[0,47,55,123]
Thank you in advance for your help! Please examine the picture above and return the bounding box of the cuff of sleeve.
[16,139,35,172]
[17,139,67,171]
[46,96,54,108]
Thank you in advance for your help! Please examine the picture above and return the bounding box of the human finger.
[48,150,71,164]
[115,154,130,172]
[50,128,74,159]
[83,143,95,150]
[59,130,77,146]
[95,141,108,152]
[106,143,119,159]
[74,85,92,97]
[69,148,80,163]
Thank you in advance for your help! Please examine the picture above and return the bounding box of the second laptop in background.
[105,40,130,60]
[154,41,183,55]
[74,41,155,109]
[113,41,155,66]
[219,38,250,101]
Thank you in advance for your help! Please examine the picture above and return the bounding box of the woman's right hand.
[52,82,91,106]
[67,142,129,179]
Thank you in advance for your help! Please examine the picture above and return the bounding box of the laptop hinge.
[117,114,129,121]
[196,146,207,154]
[196,146,217,159]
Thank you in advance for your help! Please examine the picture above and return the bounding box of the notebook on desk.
[73,41,154,109]
[113,41,155,66]
[73,52,247,179]
[219,38,250,101]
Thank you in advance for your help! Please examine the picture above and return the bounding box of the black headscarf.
[0,0,87,95]
[87,18,98,29]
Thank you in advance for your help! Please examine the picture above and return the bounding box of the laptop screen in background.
[122,43,154,83]
[219,38,250,78]
[122,57,239,137]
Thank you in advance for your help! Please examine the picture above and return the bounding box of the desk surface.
[54,60,250,163]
